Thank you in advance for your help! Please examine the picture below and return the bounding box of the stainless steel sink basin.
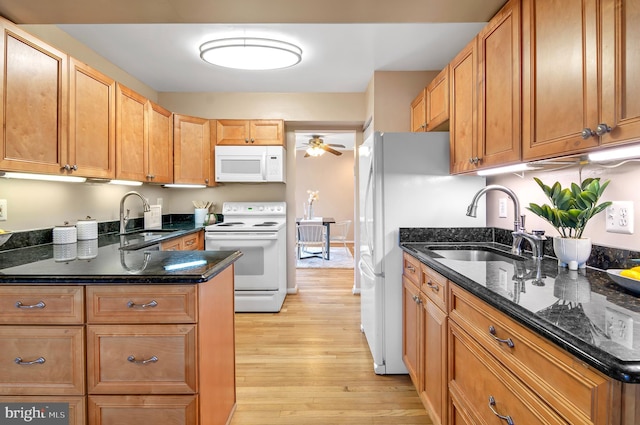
[430,249,515,262]
[119,229,180,249]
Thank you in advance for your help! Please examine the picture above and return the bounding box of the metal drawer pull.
[406,264,416,272]
[425,280,439,292]
[127,355,158,365]
[126,300,158,309]
[15,301,46,309]
[488,396,514,425]
[488,325,515,348]
[15,357,46,365]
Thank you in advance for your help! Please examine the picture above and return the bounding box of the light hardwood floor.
[230,267,432,425]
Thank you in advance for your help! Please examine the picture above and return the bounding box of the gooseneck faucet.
[119,191,151,234]
[466,185,545,259]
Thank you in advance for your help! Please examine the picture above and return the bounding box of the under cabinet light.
[588,145,640,162]
[163,184,207,189]
[109,179,143,186]
[476,164,536,176]
[0,172,86,183]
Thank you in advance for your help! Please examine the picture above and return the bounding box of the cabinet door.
[215,119,250,145]
[147,101,173,184]
[402,277,421,388]
[116,84,147,181]
[477,0,521,169]
[69,58,116,179]
[449,39,478,174]
[522,0,600,160]
[88,395,197,425]
[250,119,284,145]
[426,67,449,131]
[174,114,211,185]
[421,298,447,425]
[600,0,640,146]
[411,90,427,132]
[0,23,68,174]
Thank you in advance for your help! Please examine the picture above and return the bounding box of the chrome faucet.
[466,185,545,258]
[119,191,151,234]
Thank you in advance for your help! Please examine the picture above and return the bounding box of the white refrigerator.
[358,131,486,374]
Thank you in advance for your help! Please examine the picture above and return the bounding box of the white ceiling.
[56,22,486,93]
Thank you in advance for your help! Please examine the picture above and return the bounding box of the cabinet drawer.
[0,286,84,324]
[181,233,200,251]
[87,324,197,394]
[449,320,566,425]
[403,253,421,285]
[160,238,182,251]
[420,264,447,310]
[86,285,197,324]
[0,326,85,395]
[0,396,86,425]
[88,395,197,425]
[449,283,611,425]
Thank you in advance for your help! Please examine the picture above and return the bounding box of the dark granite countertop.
[400,240,640,383]
[0,225,241,284]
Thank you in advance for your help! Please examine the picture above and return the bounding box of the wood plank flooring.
[229,268,432,425]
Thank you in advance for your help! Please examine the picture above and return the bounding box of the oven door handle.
[205,232,279,241]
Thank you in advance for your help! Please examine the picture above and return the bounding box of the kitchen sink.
[413,245,525,263]
[119,229,181,249]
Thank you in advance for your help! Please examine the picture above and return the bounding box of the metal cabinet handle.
[468,156,480,164]
[127,355,158,365]
[250,138,255,143]
[15,357,46,365]
[411,295,422,304]
[245,138,250,143]
[15,301,46,309]
[185,239,195,246]
[488,325,515,348]
[595,123,612,136]
[488,396,514,425]
[425,280,439,292]
[406,264,416,273]
[581,127,595,139]
[127,300,158,309]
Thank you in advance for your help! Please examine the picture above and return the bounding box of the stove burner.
[254,222,278,227]
[216,222,244,227]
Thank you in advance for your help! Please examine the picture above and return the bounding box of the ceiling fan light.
[306,146,325,157]
[199,37,302,70]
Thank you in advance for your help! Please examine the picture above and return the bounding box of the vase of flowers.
[307,190,319,219]
[526,177,611,270]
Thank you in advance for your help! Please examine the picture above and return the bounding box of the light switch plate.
[0,199,6,221]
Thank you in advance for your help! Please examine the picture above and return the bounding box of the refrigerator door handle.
[359,255,383,279]
[363,160,375,259]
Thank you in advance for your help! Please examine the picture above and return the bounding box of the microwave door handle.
[262,152,267,181]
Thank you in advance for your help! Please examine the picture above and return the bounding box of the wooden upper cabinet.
[216,119,284,145]
[174,114,212,186]
[147,101,173,184]
[521,0,600,160]
[425,66,450,131]
[477,0,521,169]
[115,83,147,181]
[0,22,68,174]
[410,89,427,132]
[599,0,640,147]
[69,58,116,179]
[449,39,478,174]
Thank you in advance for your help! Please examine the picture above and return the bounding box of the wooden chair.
[296,223,326,261]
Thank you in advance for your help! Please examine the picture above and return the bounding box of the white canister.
[77,216,98,240]
[53,242,77,262]
[77,238,98,259]
[53,223,77,244]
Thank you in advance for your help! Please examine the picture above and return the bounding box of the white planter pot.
[553,237,592,271]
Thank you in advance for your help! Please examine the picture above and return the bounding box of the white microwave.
[215,145,286,183]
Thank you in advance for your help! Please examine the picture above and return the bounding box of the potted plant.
[526,177,611,270]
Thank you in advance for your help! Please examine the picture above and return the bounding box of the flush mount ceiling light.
[199,37,302,70]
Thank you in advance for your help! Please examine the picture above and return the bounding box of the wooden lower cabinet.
[161,231,203,251]
[88,395,198,425]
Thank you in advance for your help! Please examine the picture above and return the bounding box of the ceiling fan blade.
[304,151,310,158]
[321,144,343,156]
[327,144,346,148]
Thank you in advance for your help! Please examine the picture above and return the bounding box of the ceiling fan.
[299,135,346,157]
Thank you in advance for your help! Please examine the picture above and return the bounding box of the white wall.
[487,161,640,251]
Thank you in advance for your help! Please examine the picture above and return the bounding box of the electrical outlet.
[605,307,634,348]
[499,198,508,218]
[0,199,6,221]
[605,201,634,234]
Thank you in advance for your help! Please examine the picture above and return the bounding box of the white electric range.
[204,201,287,312]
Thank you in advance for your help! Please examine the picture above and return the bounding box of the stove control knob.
[259,206,264,211]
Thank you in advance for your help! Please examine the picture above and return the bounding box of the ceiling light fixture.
[0,172,86,183]
[199,37,302,70]
[588,144,640,162]
[306,146,325,157]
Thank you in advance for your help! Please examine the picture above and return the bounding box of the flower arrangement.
[526,177,611,239]
[307,190,320,206]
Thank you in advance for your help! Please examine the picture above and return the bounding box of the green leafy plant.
[527,177,611,239]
